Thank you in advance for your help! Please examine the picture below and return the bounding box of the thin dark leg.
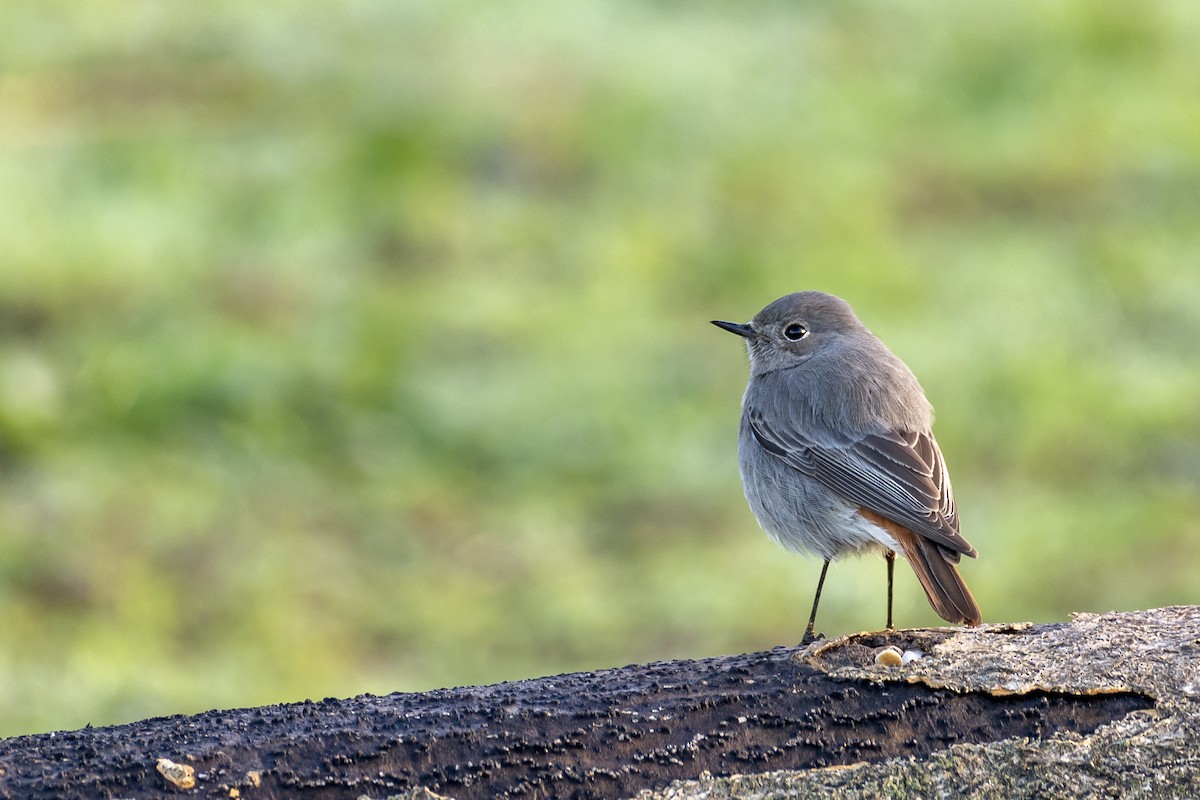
[801,559,830,645]
[885,550,895,630]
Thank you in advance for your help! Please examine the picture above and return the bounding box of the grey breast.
[737,413,886,561]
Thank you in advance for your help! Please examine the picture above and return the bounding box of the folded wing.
[746,407,976,560]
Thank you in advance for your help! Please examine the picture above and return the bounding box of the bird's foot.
[799,630,825,646]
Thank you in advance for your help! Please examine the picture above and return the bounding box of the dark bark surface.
[0,623,1154,800]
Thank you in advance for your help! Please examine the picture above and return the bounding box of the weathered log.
[1,607,1196,799]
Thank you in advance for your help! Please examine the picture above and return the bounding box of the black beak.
[711,319,754,338]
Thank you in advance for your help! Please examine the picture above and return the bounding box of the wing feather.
[747,407,976,558]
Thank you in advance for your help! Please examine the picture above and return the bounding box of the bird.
[712,291,980,643]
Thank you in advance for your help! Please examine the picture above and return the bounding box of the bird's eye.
[783,323,808,341]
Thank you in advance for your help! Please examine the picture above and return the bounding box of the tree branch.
[2,607,1196,799]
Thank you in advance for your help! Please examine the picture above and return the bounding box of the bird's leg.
[885,550,895,630]
[801,559,830,645]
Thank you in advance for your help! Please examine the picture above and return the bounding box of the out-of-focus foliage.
[1,1,1198,737]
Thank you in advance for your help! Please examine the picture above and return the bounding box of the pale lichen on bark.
[638,606,1200,799]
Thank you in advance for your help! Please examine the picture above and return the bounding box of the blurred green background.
[1,1,1198,738]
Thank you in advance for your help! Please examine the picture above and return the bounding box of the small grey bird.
[713,291,980,642]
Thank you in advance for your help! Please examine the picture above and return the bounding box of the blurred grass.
[1,0,1198,737]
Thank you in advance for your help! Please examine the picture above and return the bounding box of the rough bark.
[0,607,1196,800]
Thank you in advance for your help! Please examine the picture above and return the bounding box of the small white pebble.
[874,646,903,667]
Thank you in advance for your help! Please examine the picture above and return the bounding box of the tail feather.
[860,510,981,626]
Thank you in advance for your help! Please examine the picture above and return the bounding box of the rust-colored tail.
[861,510,981,626]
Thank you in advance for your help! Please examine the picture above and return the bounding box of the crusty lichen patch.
[155,757,196,791]
[634,606,1200,800]
[808,607,1197,699]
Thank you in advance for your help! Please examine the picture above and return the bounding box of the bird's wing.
[746,407,976,559]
